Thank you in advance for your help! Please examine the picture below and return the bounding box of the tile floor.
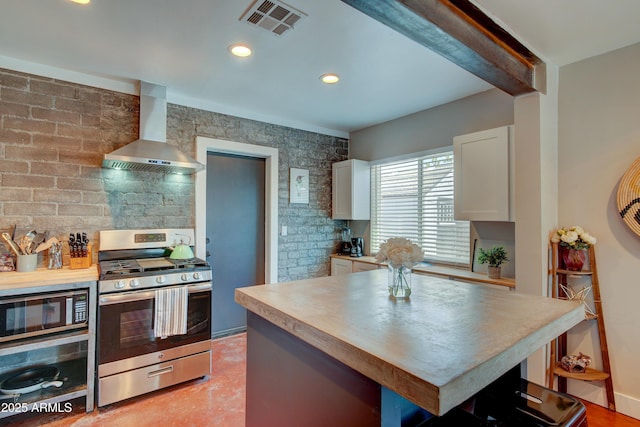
[5,332,639,427]
[4,333,246,427]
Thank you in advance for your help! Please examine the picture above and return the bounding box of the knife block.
[69,243,92,269]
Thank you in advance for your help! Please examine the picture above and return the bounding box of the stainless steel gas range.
[97,228,212,407]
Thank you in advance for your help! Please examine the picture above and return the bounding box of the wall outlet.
[281,225,287,236]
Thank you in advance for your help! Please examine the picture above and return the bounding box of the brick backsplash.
[0,68,347,281]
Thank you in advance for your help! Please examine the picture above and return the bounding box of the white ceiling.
[1,1,639,138]
[473,0,640,67]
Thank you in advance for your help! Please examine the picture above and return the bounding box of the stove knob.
[129,279,140,288]
[181,273,189,282]
[193,272,201,280]
[115,280,125,290]
[156,276,166,284]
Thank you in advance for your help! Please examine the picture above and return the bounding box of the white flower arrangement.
[375,237,424,269]
[550,226,597,250]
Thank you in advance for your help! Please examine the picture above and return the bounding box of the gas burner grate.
[99,260,143,275]
[99,257,211,280]
[169,258,210,269]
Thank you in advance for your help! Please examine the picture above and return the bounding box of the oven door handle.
[99,282,212,306]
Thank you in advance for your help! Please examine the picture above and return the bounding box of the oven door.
[98,282,211,365]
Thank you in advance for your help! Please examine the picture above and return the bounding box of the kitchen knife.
[69,233,75,258]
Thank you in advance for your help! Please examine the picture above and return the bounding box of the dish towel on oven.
[154,286,188,338]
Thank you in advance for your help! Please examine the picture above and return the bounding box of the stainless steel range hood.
[102,82,204,174]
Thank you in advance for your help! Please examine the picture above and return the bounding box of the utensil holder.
[48,242,63,270]
[17,254,38,272]
[69,243,92,270]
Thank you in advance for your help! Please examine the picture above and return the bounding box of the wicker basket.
[617,156,640,238]
[487,266,501,279]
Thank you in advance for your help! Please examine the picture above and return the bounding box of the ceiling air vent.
[240,0,307,37]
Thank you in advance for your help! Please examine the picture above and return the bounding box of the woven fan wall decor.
[617,156,640,237]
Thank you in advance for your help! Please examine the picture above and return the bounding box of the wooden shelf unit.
[548,242,615,411]
[552,365,610,382]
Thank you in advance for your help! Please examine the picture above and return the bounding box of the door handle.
[99,283,211,305]
[148,366,173,378]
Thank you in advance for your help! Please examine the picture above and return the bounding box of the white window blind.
[370,149,470,266]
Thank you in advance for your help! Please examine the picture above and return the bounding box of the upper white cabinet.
[332,159,370,220]
[454,126,514,221]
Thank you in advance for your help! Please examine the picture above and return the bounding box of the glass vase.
[561,247,586,271]
[388,265,411,298]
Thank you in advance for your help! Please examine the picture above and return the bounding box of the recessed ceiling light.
[320,73,340,84]
[228,44,252,58]
[70,0,90,4]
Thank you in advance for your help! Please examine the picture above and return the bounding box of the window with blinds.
[370,149,470,266]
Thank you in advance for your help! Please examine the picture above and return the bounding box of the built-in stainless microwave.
[0,290,88,342]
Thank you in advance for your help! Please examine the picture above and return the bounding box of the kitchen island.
[235,269,584,427]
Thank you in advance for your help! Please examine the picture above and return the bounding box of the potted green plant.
[477,245,509,279]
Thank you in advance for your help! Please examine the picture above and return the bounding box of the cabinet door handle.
[148,366,173,378]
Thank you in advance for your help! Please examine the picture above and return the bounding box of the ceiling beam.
[341,0,546,95]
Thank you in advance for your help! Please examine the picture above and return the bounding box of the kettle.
[169,235,195,260]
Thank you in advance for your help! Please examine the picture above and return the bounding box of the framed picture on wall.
[290,168,309,204]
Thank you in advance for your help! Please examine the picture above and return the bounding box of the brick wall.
[0,68,347,280]
[0,68,139,258]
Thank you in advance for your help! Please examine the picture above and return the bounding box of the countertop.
[235,269,583,415]
[0,265,98,295]
[330,254,516,289]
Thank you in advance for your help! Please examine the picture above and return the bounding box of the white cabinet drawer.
[352,261,379,273]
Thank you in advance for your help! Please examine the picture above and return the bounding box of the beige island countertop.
[236,269,582,420]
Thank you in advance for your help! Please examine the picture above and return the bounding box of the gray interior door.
[207,152,265,338]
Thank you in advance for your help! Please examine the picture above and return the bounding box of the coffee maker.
[340,227,352,255]
[350,237,364,257]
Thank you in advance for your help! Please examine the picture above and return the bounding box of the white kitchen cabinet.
[352,260,380,273]
[454,126,514,221]
[331,257,353,276]
[332,159,370,220]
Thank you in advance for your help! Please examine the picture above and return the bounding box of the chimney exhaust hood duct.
[102,82,205,174]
